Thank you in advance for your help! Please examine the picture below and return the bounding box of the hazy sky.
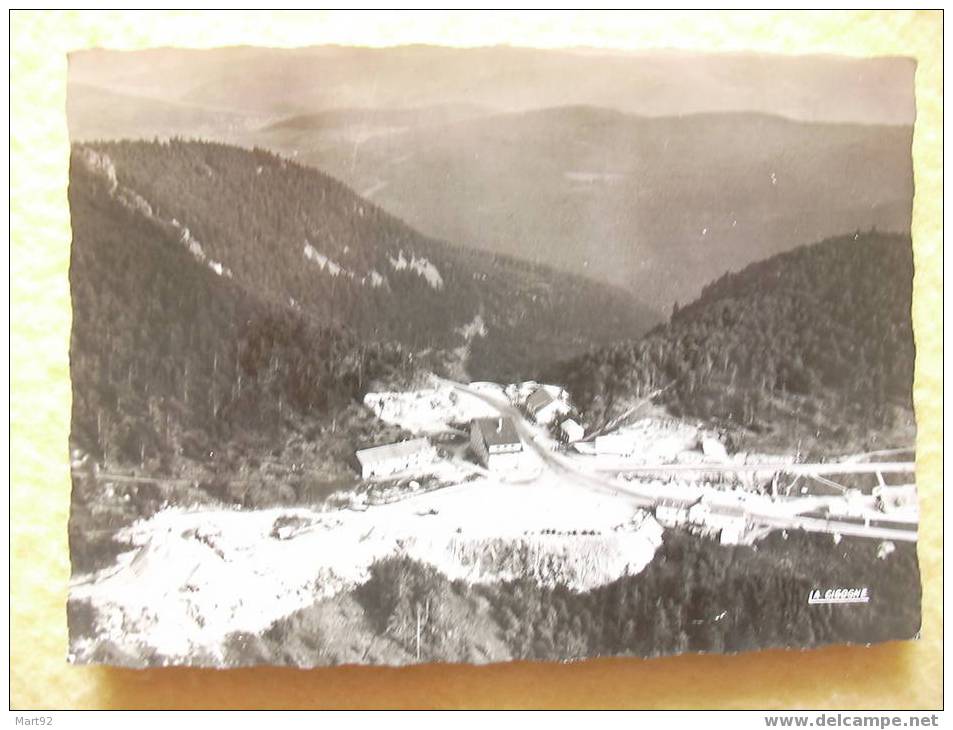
[69,45,916,127]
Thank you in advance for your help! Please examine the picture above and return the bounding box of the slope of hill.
[548,231,916,456]
[252,107,913,310]
[69,147,427,570]
[74,140,657,383]
[261,104,492,135]
[69,148,420,478]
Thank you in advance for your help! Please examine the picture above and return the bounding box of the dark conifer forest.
[69,153,413,472]
[233,532,920,666]
[550,232,916,456]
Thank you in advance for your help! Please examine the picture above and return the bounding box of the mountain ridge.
[257,105,911,310]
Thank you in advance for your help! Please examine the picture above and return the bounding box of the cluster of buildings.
[355,383,585,480]
[355,416,529,480]
[655,498,750,545]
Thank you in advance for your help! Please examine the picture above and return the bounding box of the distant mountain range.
[254,106,912,308]
[69,51,915,310]
[69,45,915,125]
[67,83,265,142]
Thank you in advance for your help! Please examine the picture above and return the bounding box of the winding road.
[438,378,918,543]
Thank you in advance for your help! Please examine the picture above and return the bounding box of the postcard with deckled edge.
[66,45,920,667]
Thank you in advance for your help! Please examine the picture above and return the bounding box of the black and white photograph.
[65,45,920,668]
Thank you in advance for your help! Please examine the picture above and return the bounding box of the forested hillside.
[69,155,415,476]
[74,140,656,381]
[550,232,916,456]
[69,139,657,485]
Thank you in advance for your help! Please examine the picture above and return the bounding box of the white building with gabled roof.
[560,418,585,444]
[355,438,437,480]
[524,387,570,425]
[470,417,524,472]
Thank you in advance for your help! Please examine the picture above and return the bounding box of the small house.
[355,438,437,480]
[655,500,690,527]
[525,387,569,425]
[560,418,585,444]
[701,436,729,462]
[470,417,524,471]
[690,503,748,543]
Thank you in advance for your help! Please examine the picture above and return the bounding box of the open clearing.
[69,468,662,663]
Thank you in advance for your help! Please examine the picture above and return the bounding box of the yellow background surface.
[10,10,943,709]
